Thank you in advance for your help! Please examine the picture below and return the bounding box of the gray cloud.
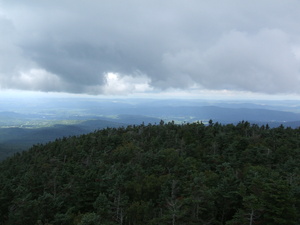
[1,0,300,94]
[163,29,300,93]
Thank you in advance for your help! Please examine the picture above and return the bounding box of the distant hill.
[0,115,161,160]
[0,119,126,160]
[139,105,300,123]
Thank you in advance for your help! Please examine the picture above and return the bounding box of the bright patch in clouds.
[102,72,153,95]
[17,69,62,90]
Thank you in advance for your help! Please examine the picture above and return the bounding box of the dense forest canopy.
[0,121,299,224]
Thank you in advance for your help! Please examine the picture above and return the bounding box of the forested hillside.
[0,121,299,224]
[0,119,128,161]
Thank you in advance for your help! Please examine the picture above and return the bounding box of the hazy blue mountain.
[102,105,300,124]
[1,97,300,160]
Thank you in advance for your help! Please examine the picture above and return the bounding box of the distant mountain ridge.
[114,105,300,124]
[1,101,300,160]
[196,106,300,123]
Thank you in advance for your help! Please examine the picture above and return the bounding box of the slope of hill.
[0,122,299,224]
[0,120,126,160]
[0,115,162,160]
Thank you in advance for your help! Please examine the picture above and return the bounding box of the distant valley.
[1,97,300,160]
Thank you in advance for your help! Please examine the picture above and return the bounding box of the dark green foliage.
[0,121,300,224]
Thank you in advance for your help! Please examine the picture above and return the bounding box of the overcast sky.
[0,0,300,98]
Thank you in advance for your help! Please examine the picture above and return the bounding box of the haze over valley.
[1,96,300,160]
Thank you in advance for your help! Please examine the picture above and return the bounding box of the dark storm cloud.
[1,0,300,94]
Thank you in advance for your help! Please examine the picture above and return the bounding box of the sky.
[0,0,300,99]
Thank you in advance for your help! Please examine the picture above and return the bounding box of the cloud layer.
[1,0,300,95]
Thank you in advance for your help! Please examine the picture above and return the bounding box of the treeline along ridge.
[0,121,299,224]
